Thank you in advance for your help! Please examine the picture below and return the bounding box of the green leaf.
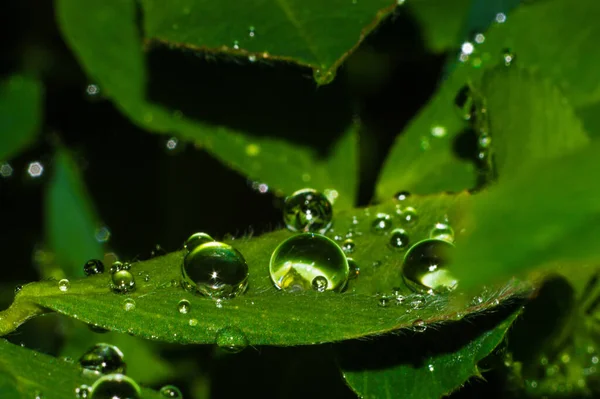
[481,66,589,178]
[0,194,528,345]
[140,0,396,85]
[0,75,43,161]
[0,339,163,399]
[340,310,520,399]
[409,0,471,52]
[46,149,104,278]
[453,141,600,290]
[56,0,358,207]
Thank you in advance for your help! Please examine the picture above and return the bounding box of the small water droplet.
[270,233,349,292]
[159,385,183,398]
[430,125,447,138]
[403,239,457,292]
[248,26,256,38]
[311,276,328,292]
[347,258,360,279]
[58,279,70,292]
[428,364,435,372]
[430,223,454,242]
[394,191,411,201]
[14,285,22,294]
[182,241,249,299]
[84,259,105,276]
[283,188,333,233]
[86,84,100,97]
[454,85,475,121]
[232,40,240,50]
[216,326,248,353]
[248,54,257,62]
[110,261,130,273]
[189,318,198,326]
[177,299,191,314]
[75,384,92,398]
[378,296,391,307]
[184,232,214,252]
[412,319,427,332]
[398,207,418,226]
[495,12,507,23]
[342,239,355,254]
[371,213,393,234]
[389,228,410,250]
[89,373,140,399]
[123,298,136,311]
[111,269,136,294]
[34,391,44,399]
[79,344,126,375]
[502,48,514,66]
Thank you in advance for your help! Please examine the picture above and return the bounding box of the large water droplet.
[84,259,105,276]
[371,213,393,234]
[430,223,454,242]
[89,374,140,399]
[454,85,475,121]
[269,233,349,292]
[111,270,136,294]
[159,385,183,398]
[389,228,410,250]
[283,189,333,233]
[58,279,70,292]
[182,242,249,299]
[216,326,248,353]
[177,299,191,314]
[184,232,214,252]
[403,239,457,292]
[79,344,126,375]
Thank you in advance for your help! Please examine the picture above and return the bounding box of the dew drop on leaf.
[403,239,458,292]
[123,298,135,312]
[79,344,126,376]
[429,222,454,242]
[75,384,91,398]
[311,276,328,292]
[502,48,515,66]
[347,258,360,279]
[412,319,427,332]
[248,26,256,38]
[182,242,249,299]
[111,270,136,294]
[183,232,214,252]
[216,326,249,353]
[14,285,22,294]
[283,188,333,233]
[378,296,391,308]
[177,299,191,314]
[58,279,70,292]
[159,385,183,398]
[394,190,411,201]
[89,374,140,399]
[371,213,393,234]
[397,207,418,227]
[389,228,410,250]
[269,233,348,292]
[84,259,105,276]
[342,239,355,254]
[454,85,475,121]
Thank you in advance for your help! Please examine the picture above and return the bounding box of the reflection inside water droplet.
[389,228,410,250]
[58,279,70,292]
[398,207,418,226]
[430,223,454,242]
[283,188,333,233]
[177,299,191,314]
[89,373,140,399]
[123,298,135,311]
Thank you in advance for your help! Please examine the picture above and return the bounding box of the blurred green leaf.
[341,310,520,399]
[409,0,471,52]
[57,0,359,207]
[46,149,103,277]
[481,66,589,179]
[453,141,600,289]
[140,0,396,85]
[1,194,528,345]
[0,75,43,161]
[0,339,163,399]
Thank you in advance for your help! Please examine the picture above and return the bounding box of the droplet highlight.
[430,222,454,242]
[216,326,248,353]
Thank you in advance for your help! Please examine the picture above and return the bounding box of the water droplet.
[430,223,454,242]
[216,326,248,353]
[189,318,198,326]
[27,161,44,178]
[89,374,140,399]
[79,344,126,375]
[14,285,22,294]
[270,233,349,292]
[248,54,257,62]
[347,258,360,279]
[184,232,214,252]
[283,189,333,233]
[123,298,136,311]
[389,228,410,250]
[474,33,485,44]
[58,279,70,292]
[342,239,355,254]
[412,319,427,332]
[430,125,447,138]
[394,191,411,201]
[378,296,391,307]
[502,48,514,66]
[75,384,92,398]
[454,85,474,121]
[428,364,435,372]
[110,261,130,273]
[403,239,457,292]
[371,213,393,234]
[34,391,44,399]
[86,84,100,96]
[177,299,191,314]
[248,26,256,38]
[84,259,105,276]
[111,269,136,294]
[312,276,328,292]
[495,12,506,23]
[232,40,240,50]
[182,242,249,299]
[398,207,418,227]
[159,385,183,398]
